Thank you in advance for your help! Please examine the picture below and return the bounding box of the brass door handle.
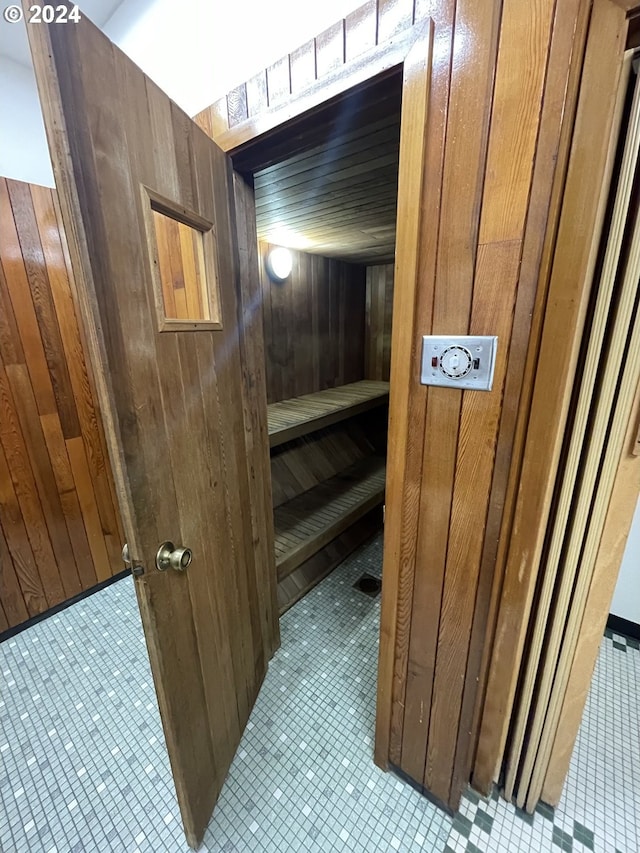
[155,541,193,572]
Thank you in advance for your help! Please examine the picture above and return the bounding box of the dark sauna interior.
[234,70,403,612]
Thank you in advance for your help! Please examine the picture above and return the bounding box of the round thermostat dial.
[439,345,473,379]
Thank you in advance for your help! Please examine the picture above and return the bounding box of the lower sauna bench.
[274,455,386,611]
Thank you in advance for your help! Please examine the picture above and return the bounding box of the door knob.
[155,541,193,572]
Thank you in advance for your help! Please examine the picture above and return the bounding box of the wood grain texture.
[27,11,276,846]
[274,455,385,578]
[253,88,401,265]
[461,0,591,799]
[376,17,435,778]
[519,181,640,812]
[365,265,394,380]
[0,177,123,632]
[474,0,630,793]
[268,380,389,447]
[316,20,346,79]
[270,421,377,508]
[396,0,501,799]
[231,172,280,659]
[345,1,378,61]
[277,507,382,614]
[260,242,366,403]
[542,383,640,804]
[505,62,640,807]
[193,0,613,813]
[152,210,209,322]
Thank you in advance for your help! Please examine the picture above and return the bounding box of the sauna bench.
[267,380,390,448]
[274,455,386,580]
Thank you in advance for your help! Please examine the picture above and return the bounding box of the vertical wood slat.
[505,63,640,805]
[426,0,557,804]
[266,56,292,106]
[518,189,640,811]
[289,41,317,94]
[365,263,394,381]
[246,71,268,117]
[375,17,434,776]
[226,83,248,127]
[315,20,346,80]
[473,0,631,792]
[377,0,415,44]
[397,0,503,800]
[232,172,280,660]
[0,177,124,632]
[259,242,366,404]
[31,12,277,840]
[460,0,590,800]
[542,382,640,804]
[0,441,43,619]
[346,1,378,61]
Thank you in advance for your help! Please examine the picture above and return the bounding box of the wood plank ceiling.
[251,72,402,266]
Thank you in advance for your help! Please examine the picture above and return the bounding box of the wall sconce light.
[265,246,293,282]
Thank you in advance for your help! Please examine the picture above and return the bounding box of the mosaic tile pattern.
[0,536,448,853]
[0,532,638,853]
[446,630,640,853]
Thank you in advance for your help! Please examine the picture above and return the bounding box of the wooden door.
[25,8,278,849]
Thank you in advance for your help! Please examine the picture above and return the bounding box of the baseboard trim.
[0,570,131,644]
[607,613,640,642]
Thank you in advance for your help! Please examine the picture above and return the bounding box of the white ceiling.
[0,0,366,112]
[0,0,124,67]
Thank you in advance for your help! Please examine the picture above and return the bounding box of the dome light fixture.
[265,246,293,282]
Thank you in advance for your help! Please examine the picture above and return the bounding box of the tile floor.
[0,534,637,853]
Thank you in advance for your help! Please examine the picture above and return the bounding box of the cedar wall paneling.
[195,0,592,810]
[259,242,366,403]
[365,264,394,381]
[0,178,124,632]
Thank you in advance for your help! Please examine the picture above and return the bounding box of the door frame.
[472,0,640,794]
[198,0,640,808]
[195,3,435,773]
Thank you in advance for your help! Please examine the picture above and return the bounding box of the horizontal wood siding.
[0,178,124,632]
[259,242,366,404]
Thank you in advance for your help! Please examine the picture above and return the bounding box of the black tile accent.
[465,788,480,805]
[612,641,627,652]
[474,809,494,834]
[574,821,594,850]
[536,801,555,821]
[627,636,640,650]
[452,813,473,838]
[467,843,483,853]
[515,806,535,826]
[553,826,573,851]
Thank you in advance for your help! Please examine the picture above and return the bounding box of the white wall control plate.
[420,335,498,391]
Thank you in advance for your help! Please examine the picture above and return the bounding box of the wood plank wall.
[0,178,124,633]
[195,0,595,811]
[259,241,366,403]
[365,264,394,381]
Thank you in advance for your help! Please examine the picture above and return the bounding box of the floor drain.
[353,573,382,598]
